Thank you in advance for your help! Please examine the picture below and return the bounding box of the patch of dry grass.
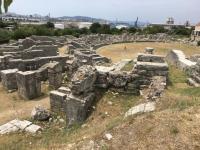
[0,84,50,124]
[0,89,141,149]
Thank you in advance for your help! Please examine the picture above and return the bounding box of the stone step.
[136,61,168,71]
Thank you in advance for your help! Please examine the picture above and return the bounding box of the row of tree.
[0,21,193,43]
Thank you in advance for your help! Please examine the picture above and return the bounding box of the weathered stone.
[145,76,167,101]
[0,119,42,135]
[58,86,71,94]
[125,102,156,118]
[50,90,67,113]
[137,53,165,63]
[166,50,196,71]
[71,65,97,95]
[1,69,18,91]
[135,62,169,71]
[108,71,130,88]
[66,92,95,126]
[9,119,32,130]
[31,106,51,121]
[21,38,36,49]
[25,124,42,134]
[0,122,19,134]
[47,62,63,89]
[16,71,41,100]
[145,47,154,54]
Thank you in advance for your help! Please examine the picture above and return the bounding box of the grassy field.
[97,42,200,62]
[0,42,200,149]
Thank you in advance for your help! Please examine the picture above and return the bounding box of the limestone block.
[66,92,95,126]
[137,53,165,63]
[135,62,169,71]
[25,124,41,134]
[71,65,97,95]
[50,90,67,113]
[125,102,156,118]
[16,71,41,100]
[108,71,130,88]
[1,69,18,91]
[58,87,71,95]
[145,47,154,54]
[47,62,63,89]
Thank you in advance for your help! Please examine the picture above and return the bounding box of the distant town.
[0,12,195,30]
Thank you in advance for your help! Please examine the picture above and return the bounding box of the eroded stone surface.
[0,119,41,135]
[125,102,156,118]
[16,71,41,100]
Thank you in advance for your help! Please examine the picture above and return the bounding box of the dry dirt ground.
[0,43,200,150]
[97,42,200,63]
[0,84,50,124]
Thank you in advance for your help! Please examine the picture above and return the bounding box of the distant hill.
[57,16,108,23]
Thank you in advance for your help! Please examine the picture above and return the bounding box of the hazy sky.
[8,0,200,24]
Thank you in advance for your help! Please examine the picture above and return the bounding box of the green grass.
[121,61,135,72]
[168,65,188,85]
[170,125,179,135]
[163,65,200,111]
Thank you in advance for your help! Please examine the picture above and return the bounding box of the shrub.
[143,26,167,34]
[0,29,12,43]
[169,26,192,37]
[12,26,36,39]
[46,22,55,28]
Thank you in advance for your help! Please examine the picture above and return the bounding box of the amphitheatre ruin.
[0,32,200,149]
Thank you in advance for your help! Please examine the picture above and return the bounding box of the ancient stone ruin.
[50,39,169,126]
[0,34,175,128]
[166,49,200,87]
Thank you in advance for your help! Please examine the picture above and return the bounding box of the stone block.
[66,92,95,126]
[108,71,130,88]
[58,87,71,94]
[25,124,41,134]
[50,90,67,113]
[137,53,165,63]
[71,65,97,95]
[16,71,41,100]
[1,69,18,91]
[145,47,154,54]
[135,62,169,71]
[47,62,63,89]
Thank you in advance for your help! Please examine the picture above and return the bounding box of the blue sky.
[8,0,200,24]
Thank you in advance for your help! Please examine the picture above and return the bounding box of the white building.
[116,25,128,30]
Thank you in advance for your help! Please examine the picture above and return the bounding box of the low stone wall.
[166,49,196,71]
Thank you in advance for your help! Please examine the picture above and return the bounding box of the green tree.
[143,26,167,34]
[46,22,55,28]
[99,24,111,34]
[128,27,137,33]
[0,0,13,14]
[90,23,101,33]
[169,26,192,37]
